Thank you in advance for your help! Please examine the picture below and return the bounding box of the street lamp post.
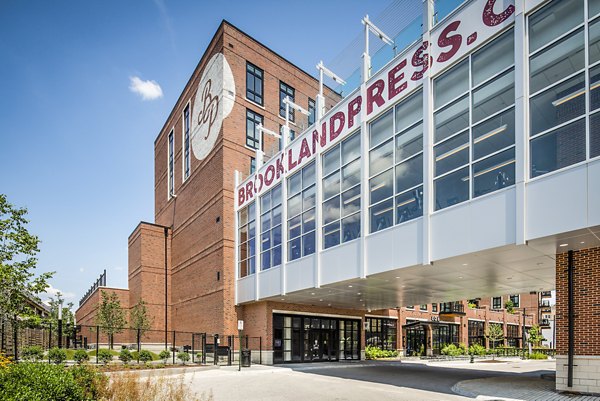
[57,300,63,349]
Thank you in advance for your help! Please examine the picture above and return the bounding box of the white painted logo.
[191,53,235,160]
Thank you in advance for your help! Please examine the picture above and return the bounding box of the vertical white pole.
[234,171,240,306]
[514,0,527,245]
[422,0,434,266]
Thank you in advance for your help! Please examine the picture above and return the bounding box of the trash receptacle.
[241,349,251,367]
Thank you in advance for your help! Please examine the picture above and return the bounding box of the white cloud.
[40,284,75,303]
[129,76,163,100]
[79,267,85,272]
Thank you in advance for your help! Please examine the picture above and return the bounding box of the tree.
[0,194,53,354]
[527,325,546,348]
[46,292,75,342]
[129,298,152,340]
[485,323,504,360]
[95,290,126,349]
[504,300,515,314]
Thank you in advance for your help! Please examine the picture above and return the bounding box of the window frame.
[279,81,296,122]
[168,130,175,199]
[246,109,264,150]
[182,102,191,182]
[246,62,264,106]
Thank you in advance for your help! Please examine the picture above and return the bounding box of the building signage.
[191,52,236,161]
[237,0,515,208]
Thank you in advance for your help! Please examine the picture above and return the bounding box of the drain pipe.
[567,250,574,388]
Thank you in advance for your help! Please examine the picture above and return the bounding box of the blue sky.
[0,0,395,306]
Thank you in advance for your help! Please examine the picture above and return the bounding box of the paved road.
[169,359,557,401]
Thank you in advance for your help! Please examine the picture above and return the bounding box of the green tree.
[129,298,152,340]
[95,290,126,349]
[527,325,546,348]
[504,299,515,314]
[485,323,504,360]
[0,194,53,354]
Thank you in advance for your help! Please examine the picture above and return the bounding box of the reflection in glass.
[473,148,515,197]
[531,119,586,177]
[435,167,469,210]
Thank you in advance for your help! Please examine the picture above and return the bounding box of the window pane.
[396,154,423,194]
[342,186,361,217]
[342,213,361,243]
[303,209,316,233]
[249,256,256,275]
[472,29,514,86]
[323,145,340,176]
[272,205,282,227]
[472,69,515,123]
[261,211,271,233]
[590,64,600,111]
[531,118,586,177]
[529,0,584,53]
[288,215,301,239]
[435,167,469,210]
[288,172,301,196]
[530,73,585,136]
[262,250,271,270]
[342,133,361,164]
[248,220,256,237]
[590,112,600,158]
[370,110,393,148]
[473,108,515,161]
[473,148,515,197]
[303,186,316,210]
[288,193,302,218]
[370,198,393,233]
[239,208,248,226]
[303,231,315,256]
[261,193,271,212]
[323,171,340,200]
[369,139,393,176]
[434,59,469,108]
[342,159,361,190]
[289,238,301,260]
[396,186,423,224]
[395,90,423,132]
[272,224,282,247]
[396,123,423,163]
[434,95,469,143]
[591,0,600,17]
[302,162,316,189]
[530,29,584,94]
[323,196,341,225]
[370,169,393,204]
[273,245,282,267]
[434,131,469,176]
[324,222,341,249]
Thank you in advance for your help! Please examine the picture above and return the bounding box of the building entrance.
[273,313,360,363]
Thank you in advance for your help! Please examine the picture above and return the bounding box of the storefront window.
[468,320,485,346]
[260,185,282,270]
[365,317,397,350]
[238,202,256,277]
[322,132,361,249]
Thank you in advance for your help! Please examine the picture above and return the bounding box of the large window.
[322,132,361,249]
[238,202,256,278]
[246,62,263,105]
[509,294,520,308]
[492,296,502,310]
[308,98,316,126]
[365,317,397,350]
[468,320,485,346]
[287,162,316,261]
[506,324,520,347]
[369,90,424,232]
[246,109,263,150]
[168,130,174,198]
[433,29,515,210]
[529,0,599,177]
[280,82,295,122]
[260,185,282,270]
[183,104,191,181]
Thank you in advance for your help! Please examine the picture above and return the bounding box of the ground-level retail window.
[272,314,360,363]
[365,317,397,350]
[468,320,485,346]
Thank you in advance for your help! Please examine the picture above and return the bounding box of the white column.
[422,0,434,265]
[514,0,527,245]
[360,78,369,278]
[254,186,261,301]
[281,166,288,296]
[234,171,240,305]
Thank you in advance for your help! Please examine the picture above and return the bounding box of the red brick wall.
[556,247,600,355]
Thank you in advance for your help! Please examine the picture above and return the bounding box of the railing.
[540,318,551,327]
[439,302,465,314]
[541,291,552,298]
[539,300,551,307]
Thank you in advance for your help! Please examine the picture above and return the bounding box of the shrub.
[70,364,108,399]
[97,349,114,365]
[468,344,486,356]
[21,345,44,361]
[73,349,89,365]
[159,349,171,363]
[48,346,67,364]
[0,362,84,400]
[177,351,190,365]
[119,348,133,365]
[196,352,203,362]
[441,344,467,356]
[0,353,11,370]
[526,352,548,360]
[139,349,154,364]
[365,345,398,359]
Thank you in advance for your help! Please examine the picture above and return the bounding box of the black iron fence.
[2,323,264,366]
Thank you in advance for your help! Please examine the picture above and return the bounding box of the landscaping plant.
[48,346,67,365]
[97,349,114,365]
[119,349,133,365]
[139,349,154,364]
[177,351,190,365]
[73,349,89,365]
[21,345,44,361]
[159,349,171,364]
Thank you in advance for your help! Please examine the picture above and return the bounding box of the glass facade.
[287,162,316,261]
[322,132,361,248]
[246,109,263,150]
[369,90,424,232]
[183,104,190,180]
[506,324,520,347]
[365,317,397,350]
[246,62,263,105]
[260,185,282,270]
[238,202,256,278]
[273,314,360,363]
[280,81,295,122]
[468,320,485,346]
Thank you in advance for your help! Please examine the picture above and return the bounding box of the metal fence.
[2,322,264,366]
